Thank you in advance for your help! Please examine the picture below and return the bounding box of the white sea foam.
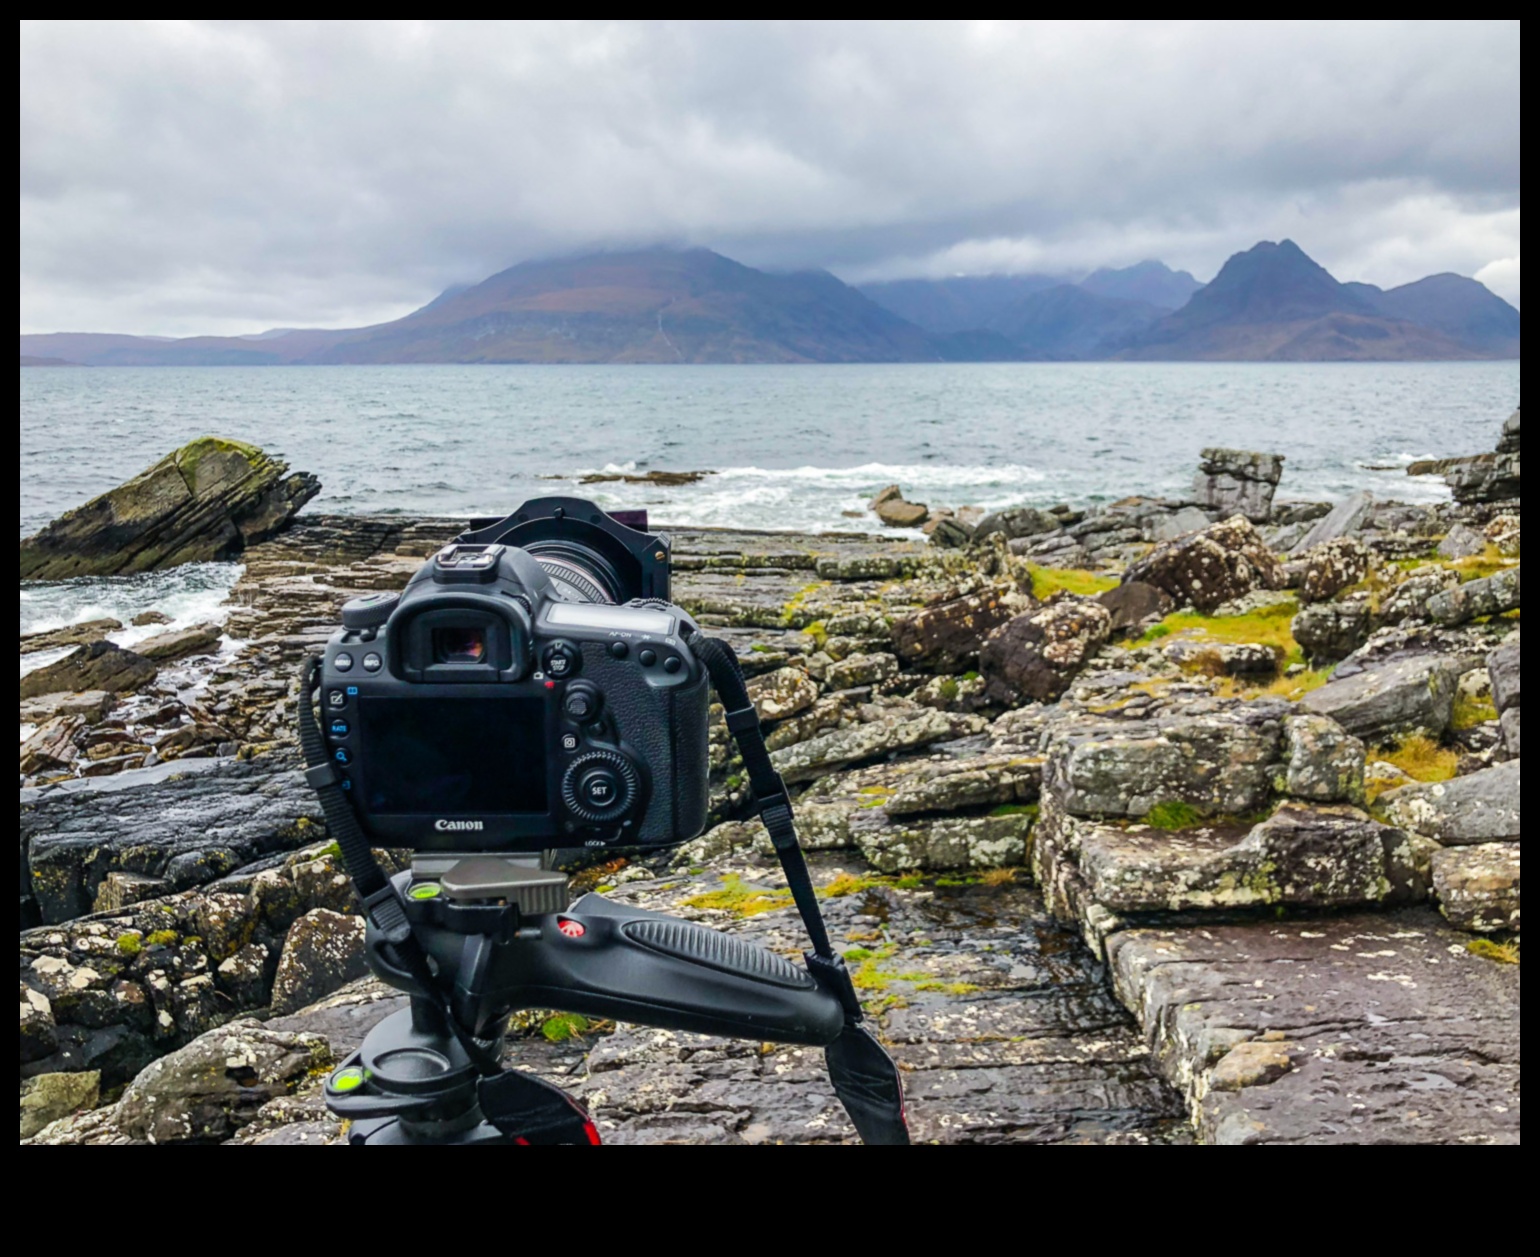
[20,562,244,656]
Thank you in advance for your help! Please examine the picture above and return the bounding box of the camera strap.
[693,636,910,1145]
[297,657,503,1076]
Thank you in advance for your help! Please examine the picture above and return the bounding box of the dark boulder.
[973,506,1061,543]
[1426,567,1520,626]
[1096,580,1173,637]
[1301,654,1460,742]
[20,619,123,654]
[18,436,320,580]
[1292,600,1372,666]
[269,910,368,1016]
[20,640,157,701]
[891,586,1028,670]
[1122,516,1285,614]
[981,600,1112,704]
[1297,538,1370,604]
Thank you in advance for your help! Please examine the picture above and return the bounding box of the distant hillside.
[1118,240,1497,361]
[1080,260,1204,310]
[858,273,1063,335]
[20,250,941,366]
[20,355,84,367]
[984,285,1163,359]
[1348,273,1521,357]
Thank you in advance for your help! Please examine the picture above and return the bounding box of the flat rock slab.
[1378,760,1521,845]
[1108,907,1520,1144]
[1302,653,1459,742]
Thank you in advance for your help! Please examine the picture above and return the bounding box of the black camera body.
[318,499,710,853]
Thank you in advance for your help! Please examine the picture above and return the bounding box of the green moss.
[938,679,960,701]
[893,875,924,890]
[683,874,793,918]
[782,583,832,630]
[318,841,343,860]
[961,670,980,682]
[724,773,744,791]
[540,1013,592,1043]
[1142,623,1172,641]
[1031,566,1119,601]
[1137,599,1301,666]
[173,435,271,495]
[1466,938,1520,965]
[843,947,875,962]
[749,644,771,653]
[988,803,1039,819]
[144,930,179,948]
[1145,801,1203,830]
[913,980,981,995]
[115,934,143,956]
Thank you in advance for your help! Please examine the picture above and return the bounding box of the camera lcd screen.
[359,697,548,815]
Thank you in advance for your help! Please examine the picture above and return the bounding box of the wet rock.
[1426,567,1520,626]
[1047,709,1282,819]
[1107,909,1519,1143]
[1074,804,1420,914]
[19,640,157,700]
[770,708,981,784]
[18,436,321,580]
[857,812,1031,873]
[825,652,900,690]
[19,619,123,654]
[1280,714,1365,803]
[870,486,928,528]
[1437,523,1488,561]
[1301,653,1459,742]
[746,666,818,722]
[1123,516,1285,614]
[1291,599,1372,665]
[20,716,84,776]
[1409,452,1521,504]
[981,599,1112,704]
[891,587,1026,670]
[18,689,116,724]
[131,610,172,627]
[1290,489,1375,555]
[1498,408,1520,455]
[1096,581,1173,638]
[1209,1041,1296,1092]
[1192,448,1283,522]
[135,623,223,662]
[1487,634,1520,714]
[1376,761,1520,845]
[973,506,1061,543]
[20,1070,100,1139]
[1431,843,1520,933]
[1297,538,1370,604]
[269,910,368,1016]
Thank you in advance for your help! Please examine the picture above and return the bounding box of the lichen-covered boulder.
[890,586,1026,669]
[1301,654,1460,742]
[1376,761,1521,845]
[825,652,900,690]
[855,812,1032,873]
[1192,448,1284,522]
[1297,538,1370,604]
[1431,843,1520,933]
[1377,568,1460,625]
[20,984,58,1065]
[1437,523,1488,561]
[1280,715,1365,803]
[980,599,1112,704]
[1485,513,1520,557]
[1427,567,1521,626]
[1292,599,1372,666]
[769,708,982,784]
[1488,633,1520,714]
[746,666,818,722]
[19,640,157,701]
[1122,516,1285,614]
[18,436,320,580]
[269,910,367,1016]
[1161,638,1280,677]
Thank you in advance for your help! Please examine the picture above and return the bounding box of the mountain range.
[20,240,1518,366]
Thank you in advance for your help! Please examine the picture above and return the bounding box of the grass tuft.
[1467,938,1520,965]
[683,874,793,918]
[1452,692,1499,731]
[1031,566,1119,601]
[540,1013,592,1043]
[1144,800,1203,830]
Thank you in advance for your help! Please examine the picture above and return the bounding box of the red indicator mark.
[556,918,586,938]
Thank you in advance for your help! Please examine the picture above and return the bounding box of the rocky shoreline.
[19,413,1520,1144]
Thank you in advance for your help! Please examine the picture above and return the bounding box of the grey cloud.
[19,19,1521,334]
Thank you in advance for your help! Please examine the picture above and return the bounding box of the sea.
[19,361,1520,651]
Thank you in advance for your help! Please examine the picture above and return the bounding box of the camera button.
[560,732,580,752]
[543,641,580,677]
[608,641,629,659]
[333,747,352,766]
[362,652,383,672]
[327,690,348,709]
[334,653,355,672]
[638,648,657,667]
[580,768,620,807]
[563,689,597,721]
[663,656,682,674]
[328,718,350,738]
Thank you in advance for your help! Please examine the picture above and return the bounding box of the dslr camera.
[317,498,710,852]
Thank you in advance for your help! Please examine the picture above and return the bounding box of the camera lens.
[433,626,487,663]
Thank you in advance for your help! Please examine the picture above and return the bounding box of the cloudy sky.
[20,20,1521,336]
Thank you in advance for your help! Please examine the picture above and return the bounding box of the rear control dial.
[560,751,640,824]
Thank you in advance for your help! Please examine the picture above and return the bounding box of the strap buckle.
[304,762,339,790]
[723,704,761,735]
[361,884,412,945]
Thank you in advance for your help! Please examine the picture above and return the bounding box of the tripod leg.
[478,1070,602,1145]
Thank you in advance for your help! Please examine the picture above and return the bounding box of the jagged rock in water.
[890,586,1026,669]
[1192,448,1283,522]
[869,485,928,527]
[1045,708,1283,820]
[1437,523,1488,560]
[1122,516,1285,614]
[269,910,368,1016]
[19,640,157,701]
[1071,804,1424,914]
[1106,908,1519,1144]
[18,436,321,580]
[1430,843,1520,933]
[1498,408,1520,455]
[19,1070,100,1140]
[1376,760,1521,845]
[1289,490,1375,555]
[1096,581,1173,637]
[19,619,123,654]
[134,623,223,662]
[1407,449,1521,505]
[18,690,116,724]
[1296,538,1370,604]
[972,505,1061,543]
[1426,567,1521,626]
[746,666,818,722]
[1291,599,1372,665]
[1280,714,1365,803]
[1301,653,1460,742]
[980,599,1112,704]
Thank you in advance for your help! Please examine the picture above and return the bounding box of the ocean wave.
[20,562,245,645]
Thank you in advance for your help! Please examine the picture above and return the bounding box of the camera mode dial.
[561,750,640,825]
[341,592,400,630]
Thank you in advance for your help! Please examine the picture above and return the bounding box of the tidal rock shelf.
[19,418,1521,1144]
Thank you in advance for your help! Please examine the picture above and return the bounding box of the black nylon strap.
[297,658,501,1075]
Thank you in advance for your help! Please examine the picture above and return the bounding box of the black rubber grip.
[621,918,817,990]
